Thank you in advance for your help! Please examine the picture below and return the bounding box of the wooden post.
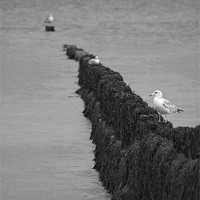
[45,25,55,32]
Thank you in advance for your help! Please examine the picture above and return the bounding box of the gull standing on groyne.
[44,14,53,23]
[149,90,183,122]
[88,56,100,65]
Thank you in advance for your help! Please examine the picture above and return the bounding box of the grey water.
[0,0,199,200]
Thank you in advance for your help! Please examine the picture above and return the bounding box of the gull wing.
[163,98,178,113]
[44,18,49,23]
[44,15,53,23]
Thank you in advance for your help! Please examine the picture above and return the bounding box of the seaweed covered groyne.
[64,45,200,200]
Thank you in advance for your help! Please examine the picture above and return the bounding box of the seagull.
[44,14,53,23]
[88,55,100,65]
[149,90,183,122]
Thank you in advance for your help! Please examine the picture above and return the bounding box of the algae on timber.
[65,45,200,200]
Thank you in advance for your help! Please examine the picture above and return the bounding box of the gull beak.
[149,93,153,97]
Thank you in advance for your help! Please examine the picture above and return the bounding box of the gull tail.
[177,108,184,113]
[44,19,50,23]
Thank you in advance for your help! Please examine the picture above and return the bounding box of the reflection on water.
[1,0,199,199]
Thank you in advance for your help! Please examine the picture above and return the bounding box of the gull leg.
[163,115,167,123]
[158,113,161,122]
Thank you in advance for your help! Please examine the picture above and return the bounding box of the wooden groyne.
[45,25,55,32]
[63,44,200,200]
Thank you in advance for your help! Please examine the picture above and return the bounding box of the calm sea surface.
[1,0,199,199]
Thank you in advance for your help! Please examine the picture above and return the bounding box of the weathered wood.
[45,25,55,32]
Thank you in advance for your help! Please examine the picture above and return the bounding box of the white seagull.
[88,55,100,65]
[149,90,183,122]
[44,14,54,23]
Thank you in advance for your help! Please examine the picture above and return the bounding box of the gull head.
[149,90,162,98]
[95,55,99,59]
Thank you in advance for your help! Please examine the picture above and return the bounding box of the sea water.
[1,0,199,199]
